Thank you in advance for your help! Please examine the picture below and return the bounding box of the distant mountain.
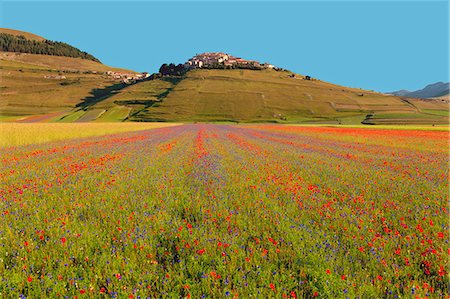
[407,82,449,98]
[388,82,449,99]
[388,89,410,97]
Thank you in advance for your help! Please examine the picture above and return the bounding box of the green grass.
[422,109,449,117]
[56,110,85,122]
[75,109,106,122]
[372,112,444,119]
[95,106,131,122]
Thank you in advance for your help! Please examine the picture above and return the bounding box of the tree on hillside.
[159,63,187,76]
[0,33,101,62]
[159,64,169,75]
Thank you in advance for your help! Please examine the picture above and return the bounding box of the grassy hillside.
[0,28,138,120]
[0,52,136,118]
[1,28,100,62]
[3,64,448,124]
[0,52,129,73]
[89,69,446,124]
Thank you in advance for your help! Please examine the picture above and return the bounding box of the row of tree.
[158,62,265,77]
[158,63,187,76]
[0,33,100,62]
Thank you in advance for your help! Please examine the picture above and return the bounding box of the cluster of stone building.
[185,52,275,69]
[106,71,150,84]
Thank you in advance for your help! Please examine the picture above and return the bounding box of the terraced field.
[0,52,134,118]
[99,69,449,124]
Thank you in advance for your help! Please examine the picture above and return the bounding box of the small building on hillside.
[261,63,275,69]
[44,75,66,80]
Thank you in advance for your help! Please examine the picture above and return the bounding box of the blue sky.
[1,1,448,92]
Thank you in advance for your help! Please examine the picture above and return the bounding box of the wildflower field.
[0,124,448,298]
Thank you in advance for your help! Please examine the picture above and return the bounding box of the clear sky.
[1,1,448,92]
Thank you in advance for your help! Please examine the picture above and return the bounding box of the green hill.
[78,68,449,124]
[1,29,448,124]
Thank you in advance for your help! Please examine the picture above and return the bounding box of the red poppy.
[438,266,446,276]
[416,224,424,233]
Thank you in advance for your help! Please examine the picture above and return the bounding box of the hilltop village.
[47,52,291,86]
[157,52,281,77]
[185,52,276,69]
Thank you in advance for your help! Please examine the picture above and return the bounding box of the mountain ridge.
[388,82,449,99]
